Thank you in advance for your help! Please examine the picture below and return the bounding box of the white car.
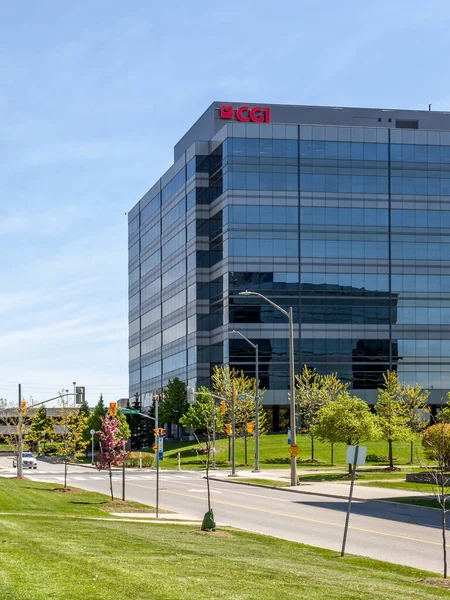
[12,452,37,469]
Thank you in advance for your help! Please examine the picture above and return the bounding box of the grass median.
[146,433,428,471]
[0,478,449,599]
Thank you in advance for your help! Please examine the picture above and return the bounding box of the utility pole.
[17,384,23,478]
[155,395,159,519]
[230,386,236,477]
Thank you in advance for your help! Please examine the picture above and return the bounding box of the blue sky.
[1,1,450,405]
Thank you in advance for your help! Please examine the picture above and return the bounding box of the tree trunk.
[206,444,211,513]
[311,437,315,461]
[331,443,334,465]
[410,439,414,464]
[244,436,248,465]
[109,465,114,501]
[389,440,393,469]
[64,459,68,489]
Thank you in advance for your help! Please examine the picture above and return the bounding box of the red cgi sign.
[220,105,271,123]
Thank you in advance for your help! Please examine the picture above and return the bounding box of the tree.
[96,415,129,500]
[211,365,266,465]
[375,371,412,469]
[159,378,188,440]
[126,393,152,449]
[403,383,430,463]
[78,399,92,444]
[180,387,223,433]
[87,395,106,450]
[54,393,89,489]
[232,394,268,466]
[296,367,348,462]
[312,392,380,474]
[27,406,53,454]
[421,419,450,578]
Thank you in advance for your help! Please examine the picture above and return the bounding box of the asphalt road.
[0,457,447,575]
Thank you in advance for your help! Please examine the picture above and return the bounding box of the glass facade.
[129,103,450,409]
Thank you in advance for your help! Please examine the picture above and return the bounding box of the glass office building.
[128,102,450,422]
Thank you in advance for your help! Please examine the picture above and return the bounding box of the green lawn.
[298,471,410,483]
[359,480,438,494]
[0,478,153,517]
[236,478,291,487]
[0,480,449,599]
[152,433,428,471]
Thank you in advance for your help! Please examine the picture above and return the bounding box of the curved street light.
[238,290,297,486]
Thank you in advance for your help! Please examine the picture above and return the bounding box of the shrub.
[366,454,398,463]
[126,452,154,468]
[422,424,450,470]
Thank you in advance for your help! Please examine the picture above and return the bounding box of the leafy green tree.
[403,383,430,462]
[27,406,53,454]
[180,387,223,432]
[422,423,450,470]
[78,399,92,444]
[211,365,266,465]
[117,410,131,442]
[54,393,89,489]
[296,367,349,462]
[87,395,106,450]
[312,392,380,474]
[160,378,188,439]
[232,394,268,466]
[375,371,411,469]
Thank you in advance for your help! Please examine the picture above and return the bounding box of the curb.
[207,476,439,511]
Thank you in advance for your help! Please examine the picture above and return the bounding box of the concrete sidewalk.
[208,470,429,502]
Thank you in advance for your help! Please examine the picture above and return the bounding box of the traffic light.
[21,401,26,415]
[225,423,232,436]
[154,428,159,435]
[221,400,226,415]
[159,428,166,436]
[247,422,254,434]
[75,386,85,405]
[109,402,117,417]
[233,388,237,404]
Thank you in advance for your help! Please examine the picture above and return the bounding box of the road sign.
[158,435,163,461]
[121,409,140,415]
[89,429,96,436]
[288,444,301,458]
[237,394,247,400]
[345,445,367,465]
[287,427,291,445]
[152,445,157,452]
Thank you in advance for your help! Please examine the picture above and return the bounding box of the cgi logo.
[220,105,271,123]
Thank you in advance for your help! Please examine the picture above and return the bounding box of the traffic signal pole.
[211,399,216,469]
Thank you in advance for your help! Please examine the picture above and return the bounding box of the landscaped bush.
[422,424,450,470]
[37,443,61,456]
[126,452,153,468]
[366,454,398,463]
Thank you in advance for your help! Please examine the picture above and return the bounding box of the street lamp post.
[231,329,260,473]
[90,429,96,465]
[239,290,297,486]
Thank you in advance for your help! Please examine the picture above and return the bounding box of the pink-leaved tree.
[96,415,129,500]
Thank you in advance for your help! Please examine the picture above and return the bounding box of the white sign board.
[345,445,367,465]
